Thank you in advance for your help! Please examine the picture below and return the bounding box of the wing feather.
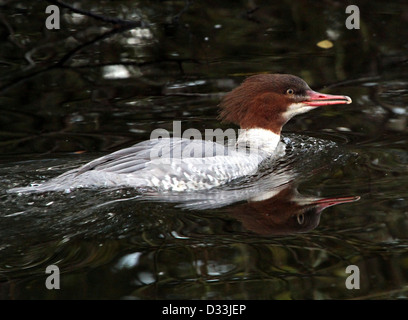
[75,138,237,176]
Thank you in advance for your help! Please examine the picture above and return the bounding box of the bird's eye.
[297,213,305,225]
[286,88,294,95]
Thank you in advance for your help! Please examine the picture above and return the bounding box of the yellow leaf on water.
[316,40,333,49]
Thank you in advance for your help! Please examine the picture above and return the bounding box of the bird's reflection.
[227,183,359,235]
[142,178,359,236]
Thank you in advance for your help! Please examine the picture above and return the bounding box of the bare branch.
[45,0,142,26]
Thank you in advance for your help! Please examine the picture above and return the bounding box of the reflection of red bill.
[313,196,360,210]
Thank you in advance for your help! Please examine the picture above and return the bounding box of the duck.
[10,74,352,193]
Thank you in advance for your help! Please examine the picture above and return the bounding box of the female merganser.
[11,74,352,193]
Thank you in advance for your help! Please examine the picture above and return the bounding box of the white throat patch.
[236,128,281,154]
[282,103,316,120]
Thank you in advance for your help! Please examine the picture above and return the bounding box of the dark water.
[0,0,408,300]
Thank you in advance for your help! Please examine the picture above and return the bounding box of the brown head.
[219,74,352,134]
